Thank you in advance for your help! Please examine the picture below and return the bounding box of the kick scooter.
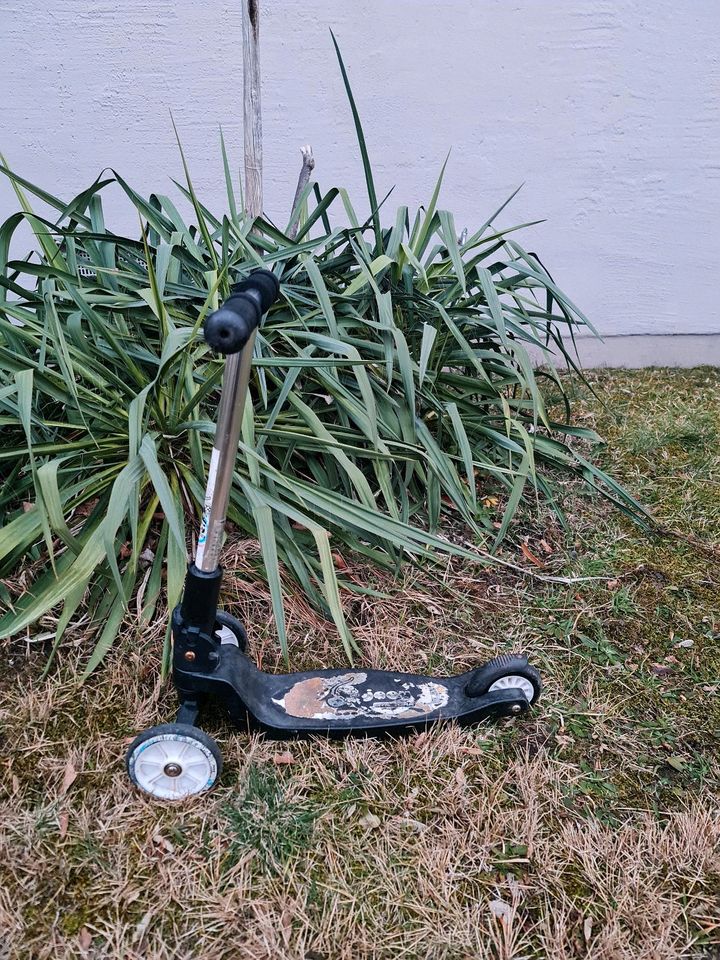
[126,269,542,800]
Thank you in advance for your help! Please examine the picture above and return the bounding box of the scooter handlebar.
[203,269,280,355]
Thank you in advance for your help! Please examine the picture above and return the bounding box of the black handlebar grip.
[204,293,259,354]
[203,269,280,355]
[232,268,280,314]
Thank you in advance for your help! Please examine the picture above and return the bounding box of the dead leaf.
[489,898,511,921]
[60,759,78,796]
[133,910,152,945]
[75,498,99,517]
[359,812,381,830]
[675,638,694,648]
[422,599,444,617]
[583,916,593,941]
[400,816,428,833]
[280,907,293,946]
[273,751,295,766]
[666,755,686,772]
[482,495,499,508]
[78,928,92,950]
[405,787,419,805]
[152,832,175,854]
[58,811,69,838]
[331,551,348,571]
[119,541,131,559]
[650,663,673,677]
[538,538,553,555]
[520,543,545,568]
[607,578,621,590]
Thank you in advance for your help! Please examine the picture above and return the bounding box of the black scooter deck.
[175,645,530,737]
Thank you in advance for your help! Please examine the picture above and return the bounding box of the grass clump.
[223,765,320,876]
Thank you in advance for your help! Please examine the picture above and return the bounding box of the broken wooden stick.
[287,144,315,239]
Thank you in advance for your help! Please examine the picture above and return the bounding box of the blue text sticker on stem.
[198,513,208,545]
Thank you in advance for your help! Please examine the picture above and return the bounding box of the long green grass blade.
[330,31,381,252]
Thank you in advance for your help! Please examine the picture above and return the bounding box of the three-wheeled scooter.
[126,269,541,799]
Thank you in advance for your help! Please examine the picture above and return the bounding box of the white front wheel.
[126,723,222,800]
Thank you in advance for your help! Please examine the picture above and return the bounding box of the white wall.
[1,0,719,352]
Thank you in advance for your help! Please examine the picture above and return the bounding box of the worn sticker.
[273,672,449,720]
[196,447,221,567]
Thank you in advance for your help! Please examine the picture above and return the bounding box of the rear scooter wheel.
[465,654,542,705]
[126,723,222,800]
[214,610,247,650]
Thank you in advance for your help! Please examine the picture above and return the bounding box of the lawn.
[1,367,719,960]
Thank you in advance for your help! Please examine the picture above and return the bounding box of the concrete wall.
[1,0,719,363]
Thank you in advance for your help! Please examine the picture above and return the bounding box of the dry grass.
[2,367,720,959]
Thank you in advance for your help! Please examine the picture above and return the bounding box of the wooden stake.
[242,0,263,221]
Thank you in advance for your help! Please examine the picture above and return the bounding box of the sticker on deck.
[273,671,449,721]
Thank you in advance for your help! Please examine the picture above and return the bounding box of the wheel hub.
[488,674,536,703]
[129,731,219,799]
